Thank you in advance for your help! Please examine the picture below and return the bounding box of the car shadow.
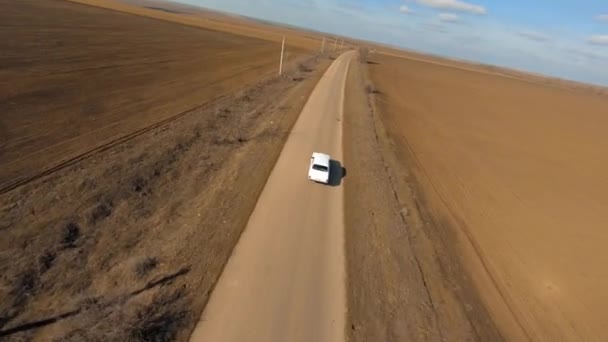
[328,159,347,187]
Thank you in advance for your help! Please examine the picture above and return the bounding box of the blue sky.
[174,0,608,86]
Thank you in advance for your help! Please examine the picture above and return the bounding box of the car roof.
[311,152,330,166]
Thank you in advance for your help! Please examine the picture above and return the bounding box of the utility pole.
[279,35,285,76]
[321,37,325,53]
[340,39,344,50]
[333,37,337,51]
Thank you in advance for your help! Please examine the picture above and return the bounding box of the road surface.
[189,51,354,342]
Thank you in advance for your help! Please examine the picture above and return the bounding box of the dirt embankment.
[0,0,308,193]
[343,55,503,341]
[0,39,330,342]
[367,53,608,340]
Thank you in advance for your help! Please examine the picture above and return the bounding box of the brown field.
[366,52,608,340]
[67,0,329,50]
[343,56,502,341]
[0,0,317,193]
[368,45,608,96]
[0,0,332,340]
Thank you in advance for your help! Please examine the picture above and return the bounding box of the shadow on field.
[0,267,191,339]
[0,310,81,338]
[328,160,347,186]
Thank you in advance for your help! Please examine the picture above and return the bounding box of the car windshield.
[312,164,328,172]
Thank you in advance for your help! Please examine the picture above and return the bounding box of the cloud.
[333,2,366,13]
[596,14,608,22]
[588,35,608,45]
[414,0,486,15]
[455,35,484,45]
[438,13,459,22]
[517,30,551,42]
[179,0,608,86]
[399,5,412,14]
[564,47,608,61]
[421,22,448,33]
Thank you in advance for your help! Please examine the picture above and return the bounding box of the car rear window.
[312,164,328,172]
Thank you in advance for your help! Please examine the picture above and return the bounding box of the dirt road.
[189,52,354,342]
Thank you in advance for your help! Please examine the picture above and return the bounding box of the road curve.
[189,51,355,342]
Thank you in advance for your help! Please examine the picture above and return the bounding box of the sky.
[174,0,608,86]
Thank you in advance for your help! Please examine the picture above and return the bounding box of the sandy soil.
[0,0,309,193]
[343,55,502,341]
[0,0,332,340]
[368,52,608,340]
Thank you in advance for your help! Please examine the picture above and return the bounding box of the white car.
[308,152,331,184]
